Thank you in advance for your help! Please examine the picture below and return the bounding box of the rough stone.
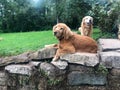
[0,71,6,78]
[7,74,18,87]
[69,64,94,73]
[98,39,120,52]
[111,68,120,76]
[5,64,34,75]
[0,52,32,67]
[18,85,36,90]
[51,60,68,70]
[29,61,41,67]
[0,86,7,90]
[108,74,120,90]
[0,72,7,86]
[29,47,57,60]
[68,86,106,90]
[60,53,99,67]
[38,77,47,90]
[68,71,107,86]
[100,52,120,68]
[40,62,59,79]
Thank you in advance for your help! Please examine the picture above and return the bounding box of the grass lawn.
[0,28,101,57]
[0,31,58,57]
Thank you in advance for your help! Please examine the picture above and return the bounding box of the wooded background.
[0,0,120,33]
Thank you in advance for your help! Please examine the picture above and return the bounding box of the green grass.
[0,28,111,57]
[93,28,101,40]
[0,31,57,57]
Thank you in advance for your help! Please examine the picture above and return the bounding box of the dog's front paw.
[52,56,59,62]
[52,58,57,62]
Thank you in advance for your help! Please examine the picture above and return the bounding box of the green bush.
[90,2,120,36]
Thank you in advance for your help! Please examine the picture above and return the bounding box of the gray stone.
[68,86,106,90]
[0,52,32,67]
[111,68,120,76]
[100,52,120,68]
[0,72,7,86]
[69,64,94,73]
[29,61,41,67]
[5,64,34,75]
[38,77,47,90]
[0,72,6,78]
[40,62,59,79]
[29,47,57,60]
[108,75,120,90]
[19,85,35,90]
[60,53,99,67]
[51,60,68,70]
[0,86,7,90]
[68,71,107,86]
[98,39,120,52]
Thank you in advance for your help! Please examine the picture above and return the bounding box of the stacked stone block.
[0,39,119,90]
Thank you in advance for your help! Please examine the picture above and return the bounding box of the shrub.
[91,2,120,36]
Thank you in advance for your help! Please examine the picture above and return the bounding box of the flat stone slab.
[69,64,94,73]
[0,52,32,67]
[60,53,99,67]
[100,51,120,69]
[5,64,34,75]
[29,47,57,60]
[99,39,120,52]
[68,71,107,86]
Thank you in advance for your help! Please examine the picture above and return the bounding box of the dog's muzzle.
[86,19,93,25]
[54,32,57,36]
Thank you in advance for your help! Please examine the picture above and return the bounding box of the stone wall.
[0,39,120,90]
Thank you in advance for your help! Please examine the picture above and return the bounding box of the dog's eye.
[60,28,64,30]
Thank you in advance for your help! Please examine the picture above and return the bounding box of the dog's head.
[53,23,73,40]
[82,16,93,26]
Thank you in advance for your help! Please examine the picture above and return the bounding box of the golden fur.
[52,23,98,61]
[78,16,93,37]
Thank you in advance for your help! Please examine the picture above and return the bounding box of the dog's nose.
[89,20,92,23]
[54,32,57,35]
[87,22,90,25]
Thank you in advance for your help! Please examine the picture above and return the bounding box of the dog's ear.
[90,17,93,24]
[81,18,85,27]
[64,25,73,40]
[53,25,56,31]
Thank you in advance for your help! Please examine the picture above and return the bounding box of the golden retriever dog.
[52,23,98,61]
[78,16,93,37]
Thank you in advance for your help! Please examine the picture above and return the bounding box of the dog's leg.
[52,49,62,61]
[52,45,75,62]
[80,28,85,36]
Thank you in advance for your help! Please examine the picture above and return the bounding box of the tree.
[0,0,92,32]
[66,0,92,29]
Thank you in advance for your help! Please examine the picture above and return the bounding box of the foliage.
[64,0,92,29]
[47,79,62,86]
[88,0,120,34]
[0,0,120,33]
[95,64,108,75]
[0,0,92,32]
